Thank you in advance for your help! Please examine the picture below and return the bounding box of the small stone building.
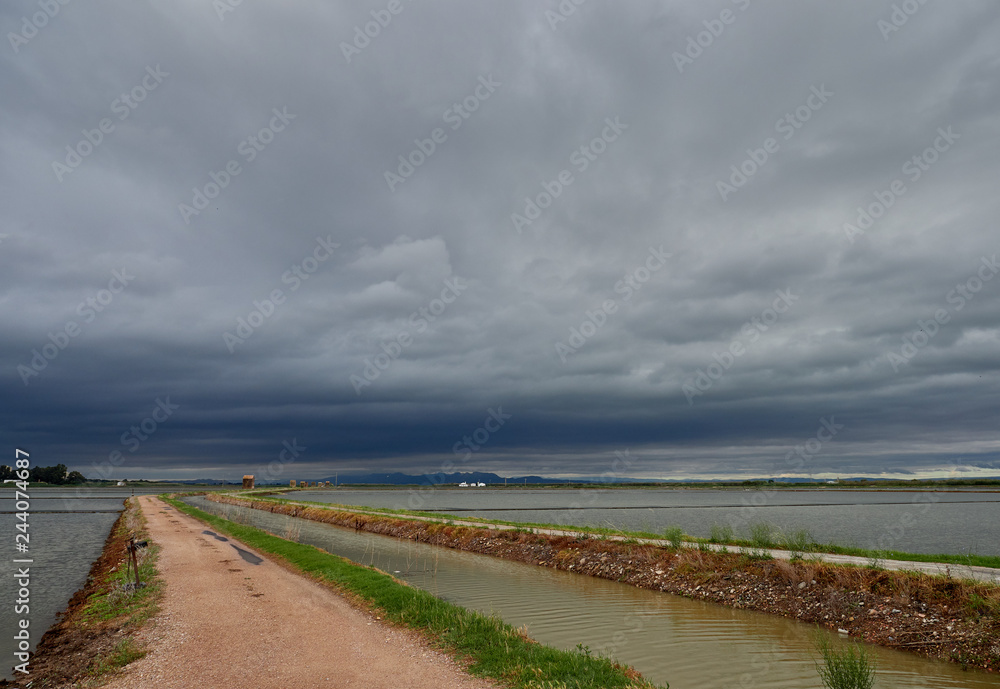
[242,474,255,489]
[290,479,297,487]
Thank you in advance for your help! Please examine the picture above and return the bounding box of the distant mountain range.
[222,472,1000,486]
[139,473,1000,486]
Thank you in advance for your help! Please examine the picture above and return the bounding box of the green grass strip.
[241,492,1000,571]
[163,496,661,689]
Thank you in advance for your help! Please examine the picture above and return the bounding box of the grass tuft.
[663,526,684,550]
[748,521,779,549]
[87,638,147,677]
[164,497,662,689]
[815,636,877,689]
[709,523,734,544]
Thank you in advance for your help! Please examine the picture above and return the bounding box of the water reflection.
[186,496,999,689]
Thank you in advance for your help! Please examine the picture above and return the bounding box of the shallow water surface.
[0,487,171,680]
[185,495,1000,688]
[291,488,1000,556]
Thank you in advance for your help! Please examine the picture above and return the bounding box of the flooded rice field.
[184,495,1000,688]
[293,487,1000,556]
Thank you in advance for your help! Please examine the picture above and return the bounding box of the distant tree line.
[0,463,86,484]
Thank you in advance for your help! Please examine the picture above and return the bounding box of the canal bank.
[9,495,660,688]
[208,493,1000,673]
[1,497,161,688]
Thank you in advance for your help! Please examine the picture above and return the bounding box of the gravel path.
[103,496,499,689]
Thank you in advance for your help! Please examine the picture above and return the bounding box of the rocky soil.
[210,494,1000,672]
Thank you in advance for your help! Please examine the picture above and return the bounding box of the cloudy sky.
[3,1,1000,481]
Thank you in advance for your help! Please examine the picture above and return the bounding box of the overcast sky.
[3,1,1000,481]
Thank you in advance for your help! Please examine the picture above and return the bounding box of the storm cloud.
[3,0,999,481]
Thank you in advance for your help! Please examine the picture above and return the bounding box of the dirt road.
[103,496,498,689]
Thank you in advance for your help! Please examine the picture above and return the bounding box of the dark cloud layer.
[3,1,1000,481]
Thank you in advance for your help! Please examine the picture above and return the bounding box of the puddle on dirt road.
[182,496,999,689]
[230,543,263,565]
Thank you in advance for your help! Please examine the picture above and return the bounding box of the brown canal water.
[182,496,999,689]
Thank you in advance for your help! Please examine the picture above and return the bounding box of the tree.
[29,464,68,484]
[66,471,86,484]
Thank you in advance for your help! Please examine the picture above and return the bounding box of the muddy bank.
[2,499,153,688]
[208,493,1000,672]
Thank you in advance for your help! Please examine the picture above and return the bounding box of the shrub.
[815,636,877,689]
[784,529,813,558]
[709,523,734,543]
[663,526,685,549]
[748,521,778,549]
